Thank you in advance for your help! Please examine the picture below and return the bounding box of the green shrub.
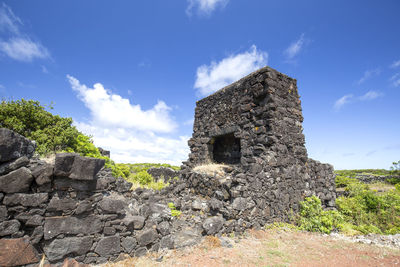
[168,202,182,217]
[296,195,343,234]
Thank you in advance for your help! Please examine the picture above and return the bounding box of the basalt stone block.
[0,206,7,222]
[47,196,77,212]
[0,156,30,176]
[173,228,201,249]
[31,162,53,185]
[3,193,48,207]
[53,177,97,191]
[137,229,159,247]
[44,215,102,240]
[54,153,105,180]
[97,196,127,214]
[44,236,93,261]
[0,167,33,193]
[124,215,145,230]
[202,216,224,235]
[26,215,43,226]
[115,177,132,193]
[121,237,137,254]
[0,128,36,163]
[0,220,20,236]
[0,238,39,266]
[95,236,121,257]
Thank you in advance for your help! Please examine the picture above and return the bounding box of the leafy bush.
[0,99,128,179]
[296,196,343,234]
[168,202,182,217]
[0,99,80,155]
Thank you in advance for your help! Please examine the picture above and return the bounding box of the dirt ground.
[98,228,400,267]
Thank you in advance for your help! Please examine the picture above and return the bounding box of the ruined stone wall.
[0,129,192,266]
[182,66,336,225]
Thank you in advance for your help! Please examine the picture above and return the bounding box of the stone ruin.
[180,66,336,222]
[0,66,336,266]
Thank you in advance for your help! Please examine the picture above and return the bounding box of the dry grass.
[40,153,56,164]
[192,163,232,178]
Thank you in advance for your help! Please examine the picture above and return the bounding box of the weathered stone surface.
[157,221,170,236]
[0,238,39,266]
[30,226,43,244]
[3,193,48,207]
[31,162,53,185]
[0,128,35,163]
[54,153,104,180]
[44,236,93,261]
[232,197,249,211]
[75,200,93,215]
[115,177,132,193]
[202,216,224,235]
[47,196,77,211]
[137,229,158,246]
[124,215,145,230]
[26,215,43,226]
[0,167,33,193]
[95,236,120,257]
[97,195,126,214]
[0,156,30,176]
[173,228,201,248]
[0,206,7,221]
[121,237,137,253]
[0,220,20,236]
[53,177,97,191]
[135,247,148,257]
[44,215,102,240]
[160,235,174,249]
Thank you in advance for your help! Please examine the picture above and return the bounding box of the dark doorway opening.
[212,133,241,164]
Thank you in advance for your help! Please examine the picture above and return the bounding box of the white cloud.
[67,75,177,133]
[390,60,400,68]
[67,76,189,165]
[359,90,383,101]
[74,121,189,165]
[334,91,383,111]
[186,0,229,16]
[194,45,268,96]
[334,94,353,110]
[0,3,49,62]
[357,68,381,85]
[390,73,400,87]
[284,33,308,60]
[0,38,49,62]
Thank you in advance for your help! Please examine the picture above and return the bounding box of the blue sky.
[0,0,399,169]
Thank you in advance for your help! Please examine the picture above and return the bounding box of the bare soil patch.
[98,229,400,267]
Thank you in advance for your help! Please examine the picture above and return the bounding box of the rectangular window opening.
[211,133,241,164]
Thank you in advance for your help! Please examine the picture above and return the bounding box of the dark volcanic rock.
[121,237,137,254]
[0,219,20,236]
[3,193,48,207]
[54,153,105,180]
[124,215,145,230]
[97,195,126,214]
[31,162,53,185]
[0,156,30,176]
[44,236,93,261]
[202,216,224,235]
[137,229,159,246]
[147,167,178,182]
[95,236,121,257]
[0,128,35,163]
[47,196,77,212]
[44,215,102,240]
[0,167,33,193]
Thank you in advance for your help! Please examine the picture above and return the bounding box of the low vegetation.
[296,163,400,235]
